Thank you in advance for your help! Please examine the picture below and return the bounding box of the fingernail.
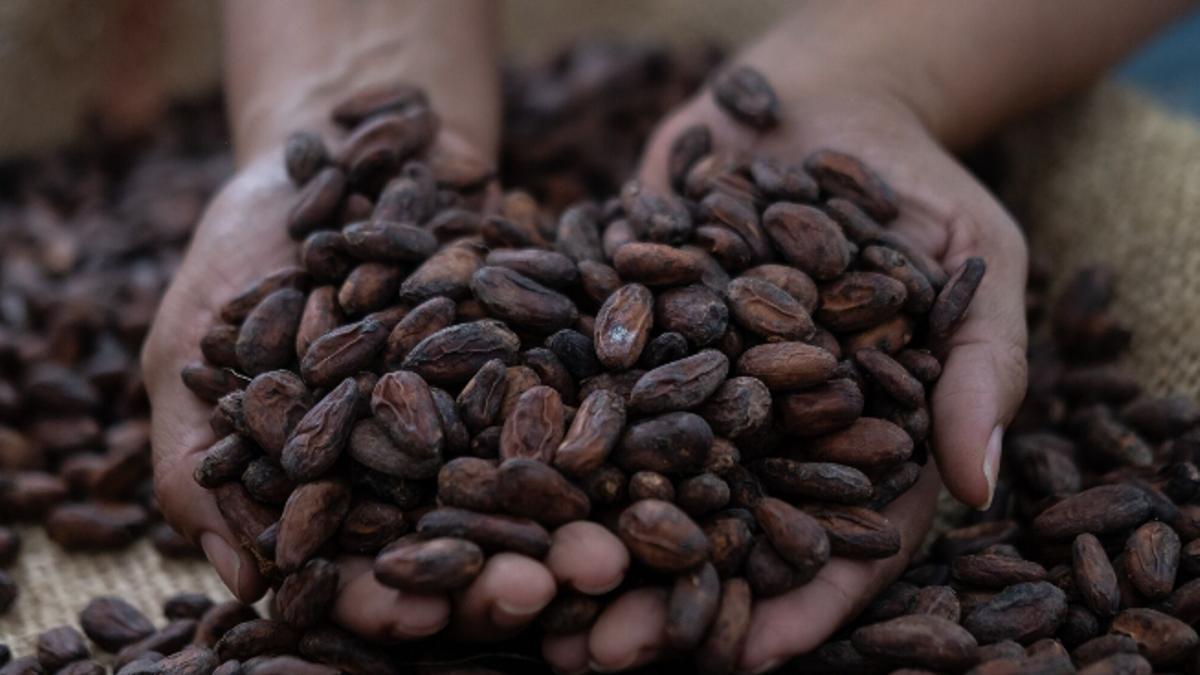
[494,598,548,627]
[574,574,624,595]
[979,425,1004,511]
[200,532,242,597]
[589,649,657,673]
[740,658,783,674]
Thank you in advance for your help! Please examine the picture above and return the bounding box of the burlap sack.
[0,527,231,655]
[998,83,1200,398]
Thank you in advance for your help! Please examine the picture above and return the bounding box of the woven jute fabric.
[0,527,231,656]
[998,83,1200,398]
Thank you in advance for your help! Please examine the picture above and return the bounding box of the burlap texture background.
[999,84,1200,399]
[2,0,1199,660]
[0,528,231,656]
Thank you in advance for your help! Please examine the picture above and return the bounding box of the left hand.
[542,26,1028,675]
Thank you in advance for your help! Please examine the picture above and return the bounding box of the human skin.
[145,0,629,646]
[145,0,1193,671]
[542,1,1193,672]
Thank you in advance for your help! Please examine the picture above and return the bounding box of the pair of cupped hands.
[142,28,1028,675]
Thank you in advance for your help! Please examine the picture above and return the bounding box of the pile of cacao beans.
[0,99,233,614]
[178,55,985,673]
[4,41,1200,675]
[787,264,1200,675]
[2,590,394,675]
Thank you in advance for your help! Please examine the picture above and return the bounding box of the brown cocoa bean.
[629,349,729,414]
[1109,608,1198,667]
[243,370,312,458]
[180,363,244,403]
[276,480,350,573]
[677,473,731,516]
[280,378,359,481]
[817,272,907,332]
[214,619,299,662]
[471,266,578,333]
[805,149,898,222]
[399,245,482,303]
[613,242,705,286]
[417,506,551,558]
[808,504,901,559]
[373,537,484,592]
[44,502,148,550]
[370,371,443,460]
[594,283,655,370]
[962,581,1067,645]
[401,320,520,386]
[79,597,155,652]
[618,499,710,572]
[742,276,822,336]
[952,553,1048,588]
[806,417,913,470]
[754,458,872,504]
[1032,484,1153,540]
[496,457,589,525]
[777,378,864,437]
[712,65,779,129]
[300,318,387,388]
[666,562,721,650]
[695,577,752,675]
[236,288,306,375]
[337,500,407,554]
[194,434,256,488]
[540,593,601,635]
[726,276,816,341]
[736,341,837,391]
[555,389,626,477]
[745,537,797,597]
[653,285,728,349]
[1124,520,1179,600]
[276,559,339,628]
[614,412,713,475]
[853,614,978,671]
[286,167,346,238]
[498,385,564,463]
[754,497,830,581]
[930,257,986,342]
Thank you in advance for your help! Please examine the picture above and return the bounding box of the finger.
[332,556,450,641]
[545,521,629,595]
[739,463,941,673]
[636,97,755,195]
[930,199,1029,509]
[150,384,268,603]
[452,552,557,638]
[542,632,591,675]
[587,587,668,672]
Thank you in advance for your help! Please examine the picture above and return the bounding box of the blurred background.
[0,0,1196,158]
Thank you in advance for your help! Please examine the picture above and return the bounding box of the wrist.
[224,0,499,166]
[734,4,957,148]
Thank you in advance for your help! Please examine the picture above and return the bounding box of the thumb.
[635,99,756,196]
[149,369,269,603]
[929,206,1029,510]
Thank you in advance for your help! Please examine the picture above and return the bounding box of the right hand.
[144,1,636,635]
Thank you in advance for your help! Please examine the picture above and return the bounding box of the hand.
[542,29,1028,675]
[143,0,635,648]
[142,130,639,645]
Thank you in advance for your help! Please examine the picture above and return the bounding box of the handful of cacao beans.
[0,100,231,575]
[796,266,1200,674]
[183,67,983,670]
